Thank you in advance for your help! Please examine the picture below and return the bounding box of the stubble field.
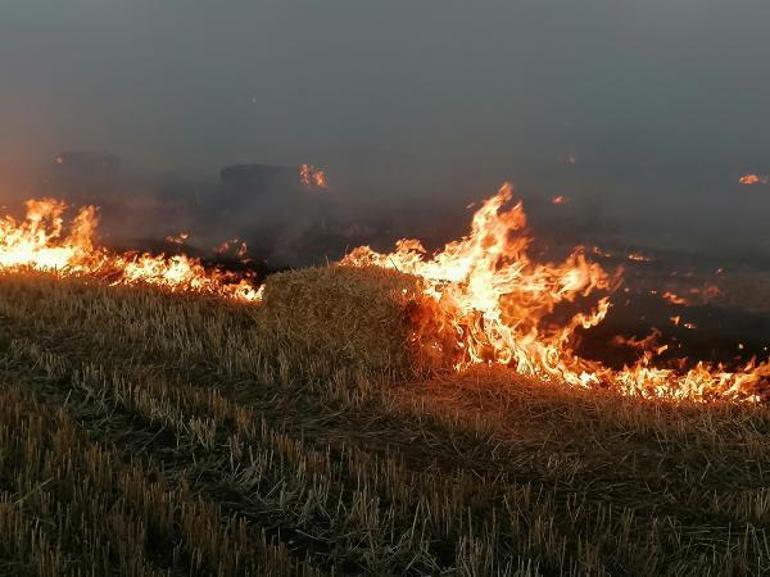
[0,271,769,576]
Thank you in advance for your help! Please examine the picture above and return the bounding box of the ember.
[661,291,689,306]
[739,173,768,185]
[627,251,653,263]
[165,232,189,245]
[298,163,327,188]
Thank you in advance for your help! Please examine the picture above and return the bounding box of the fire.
[627,251,653,263]
[662,291,689,306]
[613,330,669,357]
[299,163,327,188]
[592,246,613,258]
[165,232,189,245]
[3,186,769,402]
[0,198,261,302]
[344,185,613,374]
[343,183,770,401]
[215,239,250,261]
[738,173,767,185]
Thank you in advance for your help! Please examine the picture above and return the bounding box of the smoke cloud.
[1,0,770,267]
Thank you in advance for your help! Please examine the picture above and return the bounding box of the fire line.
[1,186,768,402]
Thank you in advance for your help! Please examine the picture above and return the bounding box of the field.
[0,271,769,576]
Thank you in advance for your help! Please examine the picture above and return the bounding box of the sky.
[1,0,769,255]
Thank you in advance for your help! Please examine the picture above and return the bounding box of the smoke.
[1,0,770,268]
[20,154,413,268]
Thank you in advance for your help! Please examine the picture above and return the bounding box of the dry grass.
[0,269,768,576]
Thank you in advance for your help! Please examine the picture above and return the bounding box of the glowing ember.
[592,246,613,258]
[299,163,327,188]
[343,183,770,401]
[552,195,569,205]
[0,198,261,302]
[215,239,250,261]
[738,173,767,185]
[627,252,653,263]
[165,232,189,245]
[662,291,689,306]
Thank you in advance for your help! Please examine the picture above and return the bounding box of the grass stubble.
[0,268,767,576]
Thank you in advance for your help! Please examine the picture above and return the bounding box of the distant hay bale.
[255,265,458,379]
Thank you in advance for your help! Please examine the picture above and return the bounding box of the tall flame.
[343,184,770,401]
[0,198,261,301]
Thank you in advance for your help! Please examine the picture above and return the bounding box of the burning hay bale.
[254,265,459,379]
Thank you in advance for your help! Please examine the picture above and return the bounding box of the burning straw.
[256,184,770,402]
[2,186,769,401]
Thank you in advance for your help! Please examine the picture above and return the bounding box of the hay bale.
[255,265,457,378]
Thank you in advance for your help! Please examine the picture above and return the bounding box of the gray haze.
[1,0,770,261]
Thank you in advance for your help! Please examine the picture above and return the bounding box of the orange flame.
[165,232,189,245]
[299,163,327,188]
[0,198,261,302]
[343,183,770,401]
[215,239,250,262]
[662,291,689,306]
[739,173,767,185]
[3,187,769,402]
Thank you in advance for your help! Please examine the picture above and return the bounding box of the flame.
[739,173,767,185]
[3,187,769,402]
[299,163,327,188]
[165,232,189,245]
[592,246,613,258]
[613,330,668,357]
[0,198,261,302]
[342,183,770,401]
[627,251,653,263]
[662,291,689,306]
[215,239,250,261]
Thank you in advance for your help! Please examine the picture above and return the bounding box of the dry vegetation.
[0,269,769,576]
[258,266,458,378]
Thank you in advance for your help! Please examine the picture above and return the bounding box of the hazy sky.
[1,0,769,247]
